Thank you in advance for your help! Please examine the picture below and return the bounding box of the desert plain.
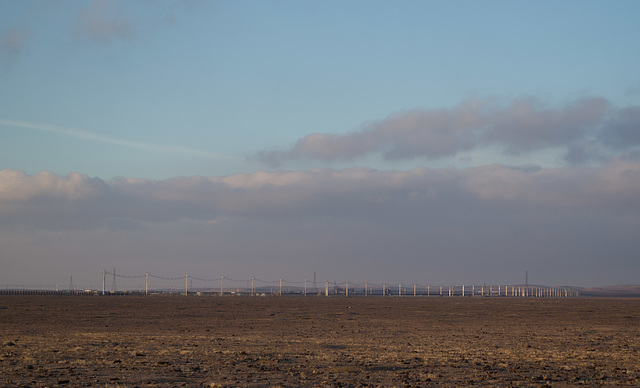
[1,295,639,387]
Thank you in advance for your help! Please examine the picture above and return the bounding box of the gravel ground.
[1,295,639,387]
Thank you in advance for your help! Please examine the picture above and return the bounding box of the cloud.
[2,159,639,230]
[0,170,106,202]
[0,119,227,159]
[624,86,640,97]
[257,96,638,166]
[1,27,30,69]
[257,99,489,165]
[2,162,639,286]
[75,0,133,44]
[485,97,609,154]
[600,105,640,148]
[565,139,608,164]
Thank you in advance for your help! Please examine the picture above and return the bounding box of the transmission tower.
[111,268,117,292]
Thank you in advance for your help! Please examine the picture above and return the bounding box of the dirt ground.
[1,295,639,387]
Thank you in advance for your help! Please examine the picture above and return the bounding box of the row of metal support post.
[101,271,578,297]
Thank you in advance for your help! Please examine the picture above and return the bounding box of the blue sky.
[1,0,639,289]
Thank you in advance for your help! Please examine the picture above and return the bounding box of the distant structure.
[111,268,117,292]
[2,269,583,298]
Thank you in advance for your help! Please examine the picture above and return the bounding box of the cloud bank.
[2,159,639,229]
[257,97,638,166]
[2,160,639,285]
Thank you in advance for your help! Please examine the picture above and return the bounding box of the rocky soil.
[1,295,639,387]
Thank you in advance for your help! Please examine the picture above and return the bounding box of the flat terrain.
[1,296,639,387]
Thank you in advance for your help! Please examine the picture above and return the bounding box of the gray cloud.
[625,86,640,97]
[75,0,133,44]
[2,161,639,286]
[565,139,609,164]
[257,96,638,166]
[486,97,609,154]
[600,106,640,148]
[1,27,30,69]
[257,99,490,165]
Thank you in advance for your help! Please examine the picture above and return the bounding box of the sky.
[1,0,639,290]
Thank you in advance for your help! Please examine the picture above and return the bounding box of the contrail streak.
[0,119,229,159]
